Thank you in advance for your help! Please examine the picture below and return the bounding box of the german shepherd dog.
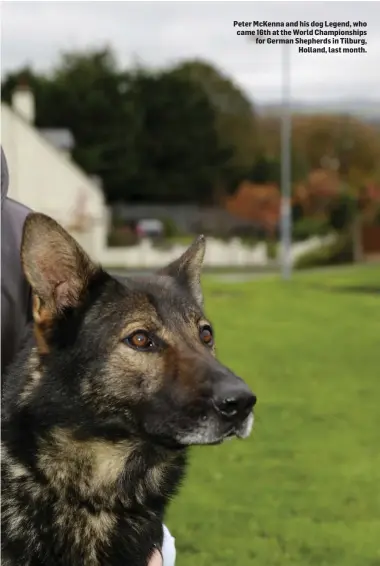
[1,213,256,566]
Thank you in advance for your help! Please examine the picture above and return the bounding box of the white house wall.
[1,103,107,258]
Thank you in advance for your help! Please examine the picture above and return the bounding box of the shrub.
[293,217,330,242]
[294,233,353,270]
[266,240,278,260]
[107,227,139,247]
[161,217,180,238]
[329,193,355,231]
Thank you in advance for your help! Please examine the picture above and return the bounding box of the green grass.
[166,264,380,566]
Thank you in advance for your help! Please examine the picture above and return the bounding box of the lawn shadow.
[332,285,380,296]
[307,284,380,297]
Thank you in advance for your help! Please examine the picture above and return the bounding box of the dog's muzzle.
[211,369,256,430]
[212,381,256,423]
[174,366,257,446]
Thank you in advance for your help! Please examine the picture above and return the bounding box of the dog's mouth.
[144,403,255,449]
[207,429,235,446]
[175,410,255,447]
[211,411,255,445]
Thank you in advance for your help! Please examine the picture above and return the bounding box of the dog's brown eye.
[200,325,214,347]
[126,331,154,351]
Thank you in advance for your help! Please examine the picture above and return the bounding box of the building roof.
[39,128,75,151]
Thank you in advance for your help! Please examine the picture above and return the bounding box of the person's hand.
[148,524,175,566]
[148,548,163,566]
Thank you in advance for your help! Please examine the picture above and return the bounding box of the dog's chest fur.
[1,429,185,566]
[1,351,186,566]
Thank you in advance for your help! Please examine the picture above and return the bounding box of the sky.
[1,1,379,104]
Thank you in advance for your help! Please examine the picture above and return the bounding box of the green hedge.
[294,234,353,270]
[107,227,139,247]
[293,217,330,242]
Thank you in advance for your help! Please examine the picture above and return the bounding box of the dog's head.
[21,213,256,448]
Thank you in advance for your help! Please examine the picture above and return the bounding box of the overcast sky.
[1,1,379,104]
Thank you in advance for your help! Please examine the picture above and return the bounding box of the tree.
[117,68,230,204]
[1,67,50,119]
[1,48,138,202]
[292,114,380,173]
[40,48,139,199]
[225,181,280,237]
[2,48,230,205]
[249,155,281,185]
[170,60,258,193]
[256,112,380,257]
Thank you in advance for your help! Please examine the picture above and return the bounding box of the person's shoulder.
[5,197,33,217]
[2,198,33,246]
[3,197,33,227]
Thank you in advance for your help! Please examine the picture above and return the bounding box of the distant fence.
[64,209,337,270]
[97,235,336,270]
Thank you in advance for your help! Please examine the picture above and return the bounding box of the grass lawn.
[165,264,380,566]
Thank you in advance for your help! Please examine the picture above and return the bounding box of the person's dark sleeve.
[1,198,33,377]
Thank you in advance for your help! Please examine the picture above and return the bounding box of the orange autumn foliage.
[225,181,281,233]
[293,169,341,218]
[358,182,380,223]
[225,171,380,233]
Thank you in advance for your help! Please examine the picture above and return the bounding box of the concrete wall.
[98,235,335,270]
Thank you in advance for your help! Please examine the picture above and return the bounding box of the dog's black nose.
[212,381,256,421]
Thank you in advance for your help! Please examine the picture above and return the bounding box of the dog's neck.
[37,427,172,510]
[39,428,132,502]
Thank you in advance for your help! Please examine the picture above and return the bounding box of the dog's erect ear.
[21,213,98,316]
[159,235,206,306]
